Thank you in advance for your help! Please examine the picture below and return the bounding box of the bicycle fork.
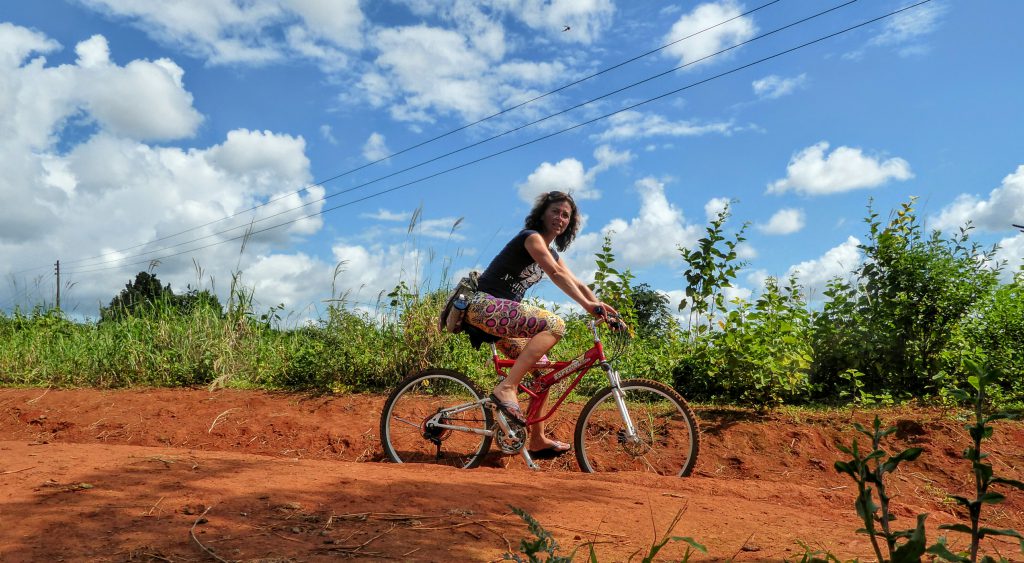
[606,366,640,444]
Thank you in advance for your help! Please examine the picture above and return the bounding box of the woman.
[464,190,619,455]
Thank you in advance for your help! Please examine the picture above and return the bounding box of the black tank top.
[477,229,559,301]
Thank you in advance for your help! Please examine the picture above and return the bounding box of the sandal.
[527,440,571,457]
[489,394,527,426]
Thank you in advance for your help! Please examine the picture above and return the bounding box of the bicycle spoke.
[381,370,493,469]
[575,380,699,477]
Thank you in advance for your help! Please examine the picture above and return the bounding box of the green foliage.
[678,201,748,337]
[933,359,1024,562]
[710,276,813,407]
[812,199,1001,400]
[631,283,678,338]
[504,505,579,562]
[954,270,1024,407]
[101,271,223,322]
[590,233,637,329]
[785,540,848,563]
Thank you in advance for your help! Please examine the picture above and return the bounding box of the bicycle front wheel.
[574,379,699,477]
[380,369,493,469]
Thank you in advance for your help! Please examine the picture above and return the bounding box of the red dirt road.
[1,388,1022,562]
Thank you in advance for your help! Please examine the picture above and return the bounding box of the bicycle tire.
[574,379,700,477]
[380,368,493,469]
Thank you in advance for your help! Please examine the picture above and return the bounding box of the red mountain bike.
[379,316,700,476]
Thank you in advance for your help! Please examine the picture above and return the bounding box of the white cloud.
[516,144,632,203]
[0,24,322,315]
[758,208,805,235]
[593,110,735,142]
[362,132,390,162]
[361,209,411,222]
[663,1,757,68]
[767,142,913,196]
[319,124,337,144]
[78,0,365,67]
[509,0,615,44]
[704,197,731,221]
[869,2,945,50]
[330,242,424,304]
[995,234,1024,281]
[567,177,701,278]
[932,165,1024,233]
[752,73,807,99]
[783,236,862,299]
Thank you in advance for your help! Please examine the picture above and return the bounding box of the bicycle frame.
[491,320,618,426]
[415,318,641,471]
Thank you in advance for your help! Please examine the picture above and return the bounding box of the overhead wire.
[15,0,785,277]
[62,0,935,277]
[63,0,860,273]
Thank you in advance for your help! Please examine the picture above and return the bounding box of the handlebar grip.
[593,306,604,316]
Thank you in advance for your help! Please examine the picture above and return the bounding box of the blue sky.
[1,0,1022,320]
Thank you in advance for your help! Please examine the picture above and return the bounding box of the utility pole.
[55,260,60,310]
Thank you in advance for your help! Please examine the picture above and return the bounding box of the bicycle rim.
[574,379,699,477]
[380,369,493,469]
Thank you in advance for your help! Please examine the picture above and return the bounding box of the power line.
[16,0,785,276]
[64,0,859,272]
[63,0,934,276]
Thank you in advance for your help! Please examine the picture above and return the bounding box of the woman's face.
[543,200,573,237]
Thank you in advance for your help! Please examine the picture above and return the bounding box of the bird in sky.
[562,25,570,32]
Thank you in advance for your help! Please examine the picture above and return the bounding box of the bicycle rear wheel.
[574,379,699,476]
[380,369,493,469]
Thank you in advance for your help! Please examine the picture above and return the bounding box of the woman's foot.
[527,437,571,455]
[490,383,526,425]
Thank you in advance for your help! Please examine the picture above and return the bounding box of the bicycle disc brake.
[617,428,652,456]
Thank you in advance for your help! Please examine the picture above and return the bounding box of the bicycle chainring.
[496,424,527,454]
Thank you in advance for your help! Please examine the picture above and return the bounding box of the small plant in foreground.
[786,540,847,563]
[504,505,580,562]
[504,505,705,562]
[834,416,927,563]
[629,507,706,563]
[928,359,1024,563]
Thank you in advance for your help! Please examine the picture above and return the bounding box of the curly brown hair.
[524,191,579,252]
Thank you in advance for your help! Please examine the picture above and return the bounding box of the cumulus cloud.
[362,132,390,162]
[783,236,862,298]
[663,1,757,68]
[331,242,424,304]
[567,177,701,279]
[767,142,913,196]
[78,0,365,66]
[758,208,805,235]
[932,165,1024,233]
[752,73,807,99]
[516,145,632,203]
[704,197,731,221]
[593,110,736,143]
[0,24,323,315]
[994,234,1024,280]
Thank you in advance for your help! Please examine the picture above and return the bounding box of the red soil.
[1,388,1021,562]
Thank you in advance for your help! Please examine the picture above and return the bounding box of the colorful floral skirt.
[464,291,565,359]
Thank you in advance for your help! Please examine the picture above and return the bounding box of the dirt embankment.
[1,388,1022,561]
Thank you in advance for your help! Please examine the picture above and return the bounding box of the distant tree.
[632,283,676,337]
[101,272,222,321]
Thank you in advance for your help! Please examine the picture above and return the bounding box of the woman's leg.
[492,339,565,451]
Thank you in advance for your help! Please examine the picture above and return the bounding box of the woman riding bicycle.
[463,190,619,455]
